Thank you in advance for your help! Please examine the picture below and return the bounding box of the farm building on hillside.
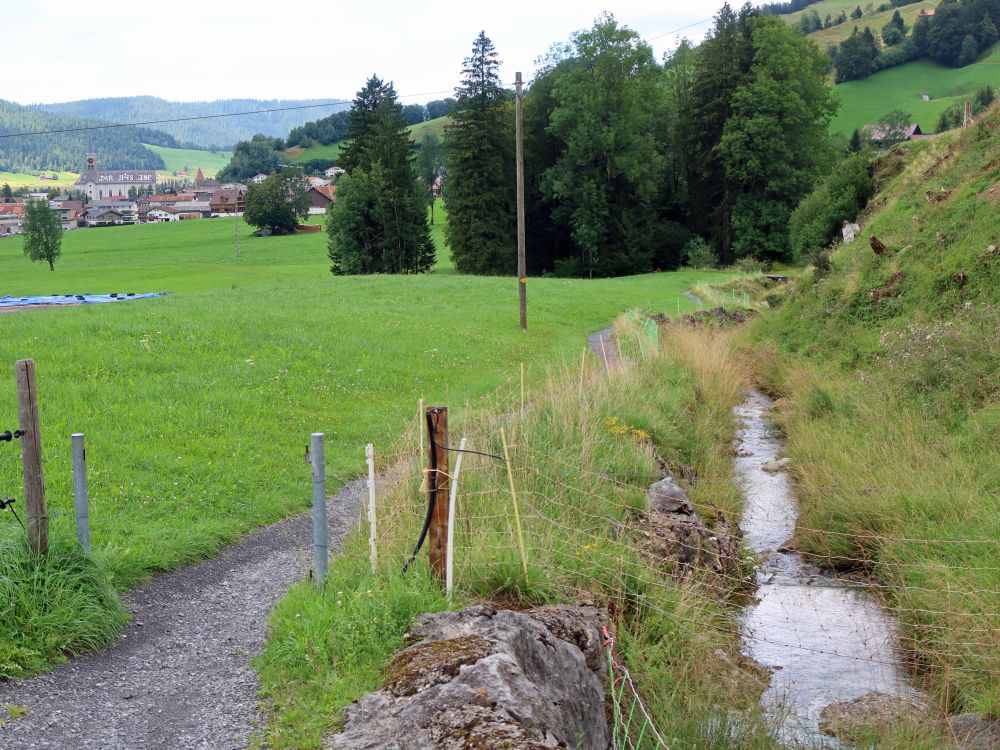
[307,185,336,215]
[863,123,926,144]
[250,173,268,184]
[324,166,345,179]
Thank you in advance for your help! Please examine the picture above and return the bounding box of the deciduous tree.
[22,199,63,270]
[244,169,309,235]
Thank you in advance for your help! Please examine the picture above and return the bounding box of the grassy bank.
[256,322,776,748]
[0,217,720,676]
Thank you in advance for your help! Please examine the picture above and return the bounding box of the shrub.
[683,237,719,269]
[789,154,874,263]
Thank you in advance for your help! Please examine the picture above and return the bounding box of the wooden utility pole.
[426,406,450,581]
[515,72,527,332]
[15,359,47,554]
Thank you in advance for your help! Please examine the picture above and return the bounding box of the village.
[0,148,342,237]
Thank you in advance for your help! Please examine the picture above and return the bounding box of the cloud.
[7,0,740,104]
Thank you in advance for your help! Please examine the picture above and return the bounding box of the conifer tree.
[444,32,516,275]
[327,76,434,274]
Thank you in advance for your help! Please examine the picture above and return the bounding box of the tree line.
[322,4,839,277]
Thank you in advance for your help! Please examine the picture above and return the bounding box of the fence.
[330,333,998,747]
[2,359,91,555]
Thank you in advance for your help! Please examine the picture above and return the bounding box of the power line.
[0,89,455,140]
[644,16,717,43]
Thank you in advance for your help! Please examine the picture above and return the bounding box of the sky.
[6,0,757,106]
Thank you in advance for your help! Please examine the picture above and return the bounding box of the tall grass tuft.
[0,534,127,679]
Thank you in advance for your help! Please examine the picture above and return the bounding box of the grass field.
[0,171,79,190]
[286,116,450,165]
[0,215,721,676]
[144,144,232,178]
[831,44,1000,134]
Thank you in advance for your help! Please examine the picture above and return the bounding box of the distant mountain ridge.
[34,96,351,150]
[0,99,164,174]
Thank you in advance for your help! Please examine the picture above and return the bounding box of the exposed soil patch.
[977,179,1000,203]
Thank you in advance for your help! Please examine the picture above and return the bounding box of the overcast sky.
[7,0,759,106]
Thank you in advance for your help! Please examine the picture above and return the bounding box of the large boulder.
[326,604,609,749]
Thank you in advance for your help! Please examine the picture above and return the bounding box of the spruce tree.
[444,31,516,275]
[327,76,434,274]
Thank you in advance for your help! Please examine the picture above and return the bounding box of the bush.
[732,256,767,274]
[683,237,719,269]
[789,154,874,263]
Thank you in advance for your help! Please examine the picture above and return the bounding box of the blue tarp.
[0,292,169,308]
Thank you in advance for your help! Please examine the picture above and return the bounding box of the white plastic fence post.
[366,443,377,574]
[445,436,467,599]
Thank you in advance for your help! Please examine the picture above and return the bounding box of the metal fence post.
[72,433,89,554]
[310,432,327,587]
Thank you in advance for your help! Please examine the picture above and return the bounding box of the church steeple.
[85,132,97,172]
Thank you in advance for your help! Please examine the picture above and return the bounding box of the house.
[147,207,180,222]
[0,206,24,236]
[323,166,345,179]
[307,185,336,215]
[84,200,138,226]
[209,187,246,215]
[147,193,195,207]
[171,200,212,219]
[863,123,924,143]
[250,173,268,184]
[50,199,84,230]
[306,176,332,188]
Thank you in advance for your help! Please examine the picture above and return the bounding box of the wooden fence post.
[426,406,449,582]
[15,359,47,555]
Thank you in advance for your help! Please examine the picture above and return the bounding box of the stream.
[734,390,921,747]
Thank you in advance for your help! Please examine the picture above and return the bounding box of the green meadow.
[831,44,1000,134]
[145,144,232,178]
[0,216,718,592]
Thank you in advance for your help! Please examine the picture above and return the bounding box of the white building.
[74,148,156,200]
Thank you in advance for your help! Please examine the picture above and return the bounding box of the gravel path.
[0,480,365,750]
[587,327,620,371]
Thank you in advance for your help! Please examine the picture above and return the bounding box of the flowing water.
[734,390,920,747]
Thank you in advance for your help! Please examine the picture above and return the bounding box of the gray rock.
[948,713,1000,750]
[819,691,928,740]
[646,475,693,514]
[761,457,791,473]
[326,605,609,749]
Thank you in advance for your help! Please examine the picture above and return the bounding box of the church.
[74,145,157,200]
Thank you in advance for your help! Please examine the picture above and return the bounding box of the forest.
[0,99,165,173]
[33,96,342,151]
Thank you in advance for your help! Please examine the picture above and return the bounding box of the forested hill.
[0,100,164,173]
[34,97,350,150]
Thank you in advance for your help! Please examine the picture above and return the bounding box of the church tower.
[85,132,97,172]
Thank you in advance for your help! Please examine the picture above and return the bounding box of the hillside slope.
[0,99,163,173]
[35,97,349,150]
[831,44,1000,134]
[751,108,1000,712]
